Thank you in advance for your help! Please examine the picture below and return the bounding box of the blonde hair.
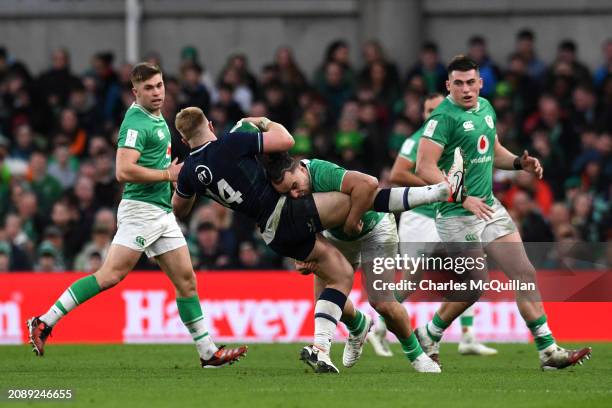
[175,107,207,140]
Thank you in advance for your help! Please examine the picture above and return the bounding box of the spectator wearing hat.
[35,240,64,272]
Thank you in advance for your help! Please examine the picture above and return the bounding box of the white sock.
[40,289,79,327]
[407,183,449,207]
[314,300,344,354]
[186,318,218,360]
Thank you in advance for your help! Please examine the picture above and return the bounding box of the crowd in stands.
[0,29,610,272]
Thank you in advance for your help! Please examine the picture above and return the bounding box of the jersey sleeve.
[175,165,195,198]
[222,131,264,157]
[309,159,347,192]
[421,113,453,148]
[398,135,418,162]
[118,115,147,153]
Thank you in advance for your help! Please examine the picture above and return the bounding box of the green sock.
[526,315,555,351]
[177,296,217,359]
[40,275,101,326]
[399,332,424,362]
[460,315,474,328]
[426,312,449,342]
[344,310,367,336]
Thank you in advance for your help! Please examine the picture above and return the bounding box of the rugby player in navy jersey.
[172,107,453,373]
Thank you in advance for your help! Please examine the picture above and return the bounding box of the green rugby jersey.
[397,127,438,219]
[305,159,384,241]
[117,103,172,212]
[422,96,497,217]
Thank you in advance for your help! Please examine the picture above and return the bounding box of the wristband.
[513,156,523,170]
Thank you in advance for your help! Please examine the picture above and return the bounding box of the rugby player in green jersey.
[368,93,497,357]
[28,63,247,367]
[263,153,467,373]
[414,55,591,370]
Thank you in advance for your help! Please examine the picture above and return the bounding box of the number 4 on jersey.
[207,179,243,206]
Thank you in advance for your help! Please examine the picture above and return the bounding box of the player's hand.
[242,117,271,131]
[167,158,183,181]
[343,220,363,237]
[295,260,317,275]
[519,150,543,179]
[462,196,494,220]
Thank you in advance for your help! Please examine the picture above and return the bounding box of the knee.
[95,268,127,290]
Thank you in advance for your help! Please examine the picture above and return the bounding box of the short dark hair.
[262,152,300,184]
[130,62,162,85]
[517,29,535,41]
[421,41,439,53]
[447,55,479,75]
[468,35,486,46]
[559,39,576,52]
[426,92,445,101]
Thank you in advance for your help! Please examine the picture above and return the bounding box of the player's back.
[176,130,280,229]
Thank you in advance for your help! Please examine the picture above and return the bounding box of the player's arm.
[242,117,294,153]
[389,155,427,187]
[493,136,543,179]
[172,167,196,218]
[415,139,446,184]
[116,148,182,183]
[340,171,379,236]
[172,194,196,219]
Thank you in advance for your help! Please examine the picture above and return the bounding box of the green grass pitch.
[1,343,611,407]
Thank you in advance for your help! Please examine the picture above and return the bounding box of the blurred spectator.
[28,150,63,215]
[2,213,33,269]
[523,94,577,161]
[35,48,82,111]
[74,222,112,271]
[47,143,78,190]
[263,81,294,129]
[192,221,232,270]
[316,61,353,125]
[314,40,355,89]
[529,127,567,198]
[92,150,120,208]
[225,53,258,96]
[89,51,121,131]
[273,46,308,104]
[216,83,245,125]
[467,35,500,98]
[504,171,554,217]
[235,241,268,270]
[335,115,365,171]
[571,192,599,242]
[49,200,81,266]
[570,85,598,135]
[359,39,400,93]
[57,107,88,157]
[179,46,216,99]
[14,189,44,244]
[358,100,387,175]
[509,189,554,242]
[178,63,211,114]
[10,124,37,162]
[406,41,447,94]
[513,28,547,83]
[387,117,414,160]
[0,241,10,272]
[594,38,612,89]
[361,60,399,109]
[35,240,64,272]
[550,40,592,86]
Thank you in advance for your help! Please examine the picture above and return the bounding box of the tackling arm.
[242,117,294,152]
[340,171,379,236]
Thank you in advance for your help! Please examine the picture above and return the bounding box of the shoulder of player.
[477,97,494,111]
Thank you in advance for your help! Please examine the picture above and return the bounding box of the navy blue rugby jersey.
[176,131,280,229]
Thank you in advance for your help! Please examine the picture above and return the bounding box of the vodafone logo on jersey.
[477,135,489,154]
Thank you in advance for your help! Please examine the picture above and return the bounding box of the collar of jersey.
[130,102,164,121]
[446,95,480,113]
[190,141,212,155]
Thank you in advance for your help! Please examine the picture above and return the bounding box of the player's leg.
[458,304,498,355]
[359,214,440,372]
[486,230,591,369]
[152,214,247,368]
[28,244,141,356]
[300,235,356,373]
